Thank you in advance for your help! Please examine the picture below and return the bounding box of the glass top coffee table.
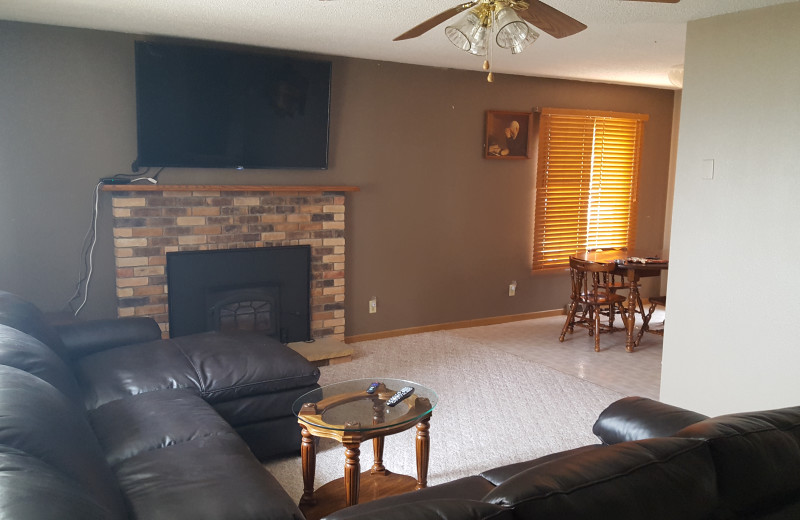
[292,378,437,519]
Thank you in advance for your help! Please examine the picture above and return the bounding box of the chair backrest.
[568,257,618,301]
[569,256,617,273]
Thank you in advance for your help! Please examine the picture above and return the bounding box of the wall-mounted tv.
[134,40,331,170]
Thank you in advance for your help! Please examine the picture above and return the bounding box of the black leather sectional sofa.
[2,289,799,519]
[0,290,318,519]
[326,397,800,520]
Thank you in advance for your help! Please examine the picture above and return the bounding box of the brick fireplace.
[104,185,358,342]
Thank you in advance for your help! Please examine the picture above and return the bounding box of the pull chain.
[485,8,494,82]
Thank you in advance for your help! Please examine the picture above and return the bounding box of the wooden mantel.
[101,184,360,192]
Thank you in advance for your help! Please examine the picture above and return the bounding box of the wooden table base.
[299,470,419,520]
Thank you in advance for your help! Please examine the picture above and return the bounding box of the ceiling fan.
[394,0,680,81]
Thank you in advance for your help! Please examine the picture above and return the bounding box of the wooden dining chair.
[635,295,666,346]
[560,257,629,352]
[588,249,643,330]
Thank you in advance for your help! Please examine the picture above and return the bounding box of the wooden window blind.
[532,108,648,271]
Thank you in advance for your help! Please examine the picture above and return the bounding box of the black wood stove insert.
[166,245,310,342]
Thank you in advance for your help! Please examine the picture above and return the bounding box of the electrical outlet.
[368,297,377,314]
[509,281,517,296]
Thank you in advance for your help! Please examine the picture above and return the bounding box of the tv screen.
[134,40,331,169]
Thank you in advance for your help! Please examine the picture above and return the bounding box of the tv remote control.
[386,386,414,407]
[366,382,380,394]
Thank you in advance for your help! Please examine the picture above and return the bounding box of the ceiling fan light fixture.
[445,12,478,51]
[445,11,489,56]
[494,6,531,50]
[468,28,489,56]
[508,26,538,54]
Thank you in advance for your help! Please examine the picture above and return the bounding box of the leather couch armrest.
[54,318,163,359]
[592,396,709,444]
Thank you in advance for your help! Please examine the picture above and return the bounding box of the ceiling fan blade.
[394,1,479,41]
[519,1,587,39]
[621,0,679,3]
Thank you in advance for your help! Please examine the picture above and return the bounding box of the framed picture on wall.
[485,110,532,159]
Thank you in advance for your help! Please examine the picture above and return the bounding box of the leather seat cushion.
[169,331,320,402]
[88,388,236,467]
[114,432,303,520]
[76,338,200,409]
[75,331,320,410]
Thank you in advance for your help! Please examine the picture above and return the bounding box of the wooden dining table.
[571,249,668,352]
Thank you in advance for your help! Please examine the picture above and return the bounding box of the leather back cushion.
[676,406,800,517]
[0,324,82,404]
[0,291,68,361]
[484,438,717,520]
[0,365,127,519]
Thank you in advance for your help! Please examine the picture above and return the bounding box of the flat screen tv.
[134,40,331,170]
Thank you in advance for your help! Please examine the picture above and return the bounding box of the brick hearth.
[104,185,358,341]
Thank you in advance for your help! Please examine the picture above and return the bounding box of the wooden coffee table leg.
[371,436,386,474]
[343,442,361,506]
[300,426,317,506]
[415,417,430,490]
[371,401,387,475]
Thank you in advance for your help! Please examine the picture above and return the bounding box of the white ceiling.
[0,0,795,89]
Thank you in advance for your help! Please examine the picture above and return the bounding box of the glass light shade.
[495,7,530,50]
[509,26,539,54]
[468,26,489,56]
[445,12,482,52]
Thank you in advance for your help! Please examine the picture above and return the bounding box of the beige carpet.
[264,330,624,502]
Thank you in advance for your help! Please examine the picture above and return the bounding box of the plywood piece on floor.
[289,337,354,366]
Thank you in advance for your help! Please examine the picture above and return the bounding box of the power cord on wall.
[66,181,102,316]
[66,167,164,316]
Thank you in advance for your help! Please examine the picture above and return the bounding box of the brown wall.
[0,21,674,337]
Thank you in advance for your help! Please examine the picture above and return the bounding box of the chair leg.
[560,301,579,342]
[618,302,629,330]
[607,297,616,329]
[594,307,601,352]
[635,300,658,347]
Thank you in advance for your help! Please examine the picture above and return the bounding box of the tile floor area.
[446,309,665,400]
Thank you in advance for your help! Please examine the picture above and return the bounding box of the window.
[531,108,648,271]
